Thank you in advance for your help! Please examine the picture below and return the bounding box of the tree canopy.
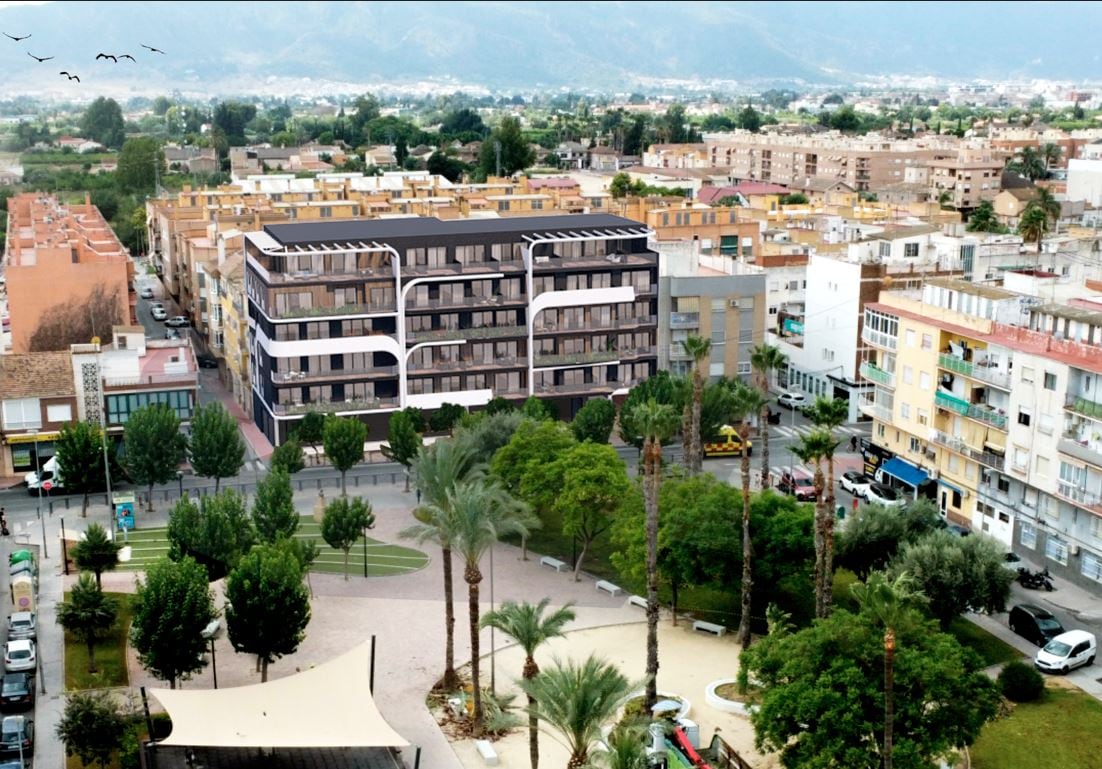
[478,116,536,177]
[252,468,299,544]
[56,692,127,769]
[57,573,118,674]
[166,490,256,581]
[71,523,121,589]
[321,496,374,579]
[380,409,422,491]
[836,498,943,579]
[123,403,187,510]
[80,97,125,149]
[187,402,246,492]
[269,436,305,475]
[55,420,108,517]
[117,137,165,194]
[550,442,631,579]
[571,398,616,444]
[324,415,368,494]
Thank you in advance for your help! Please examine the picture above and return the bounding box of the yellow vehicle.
[703,425,753,457]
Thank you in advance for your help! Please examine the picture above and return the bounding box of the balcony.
[104,372,199,389]
[938,353,972,377]
[272,366,398,385]
[857,393,892,422]
[1059,437,1102,471]
[535,314,657,335]
[407,294,524,312]
[861,327,897,350]
[273,397,399,416]
[534,379,625,397]
[935,390,970,416]
[407,325,526,343]
[270,302,396,320]
[1056,482,1102,514]
[1066,395,1102,420]
[402,259,525,277]
[859,361,895,388]
[938,353,1011,390]
[965,404,1008,430]
[409,356,527,374]
[669,312,700,330]
[931,430,1006,471]
[534,350,621,368]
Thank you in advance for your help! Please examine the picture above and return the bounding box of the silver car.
[5,614,34,642]
[3,641,34,674]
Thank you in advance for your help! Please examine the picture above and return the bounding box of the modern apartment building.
[244,214,658,444]
[860,279,1102,591]
[927,147,1004,209]
[4,193,134,353]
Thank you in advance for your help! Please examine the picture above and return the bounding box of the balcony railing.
[407,294,524,311]
[861,326,897,350]
[857,393,892,422]
[534,350,621,368]
[1056,482,1102,513]
[272,366,398,384]
[935,390,970,415]
[1058,438,1102,470]
[534,315,657,335]
[407,325,526,343]
[859,361,895,388]
[271,302,396,320]
[669,312,700,329]
[409,356,527,373]
[104,372,199,388]
[966,404,1008,430]
[1066,395,1102,420]
[931,430,1005,471]
[273,397,399,416]
[970,360,1012,390]
[938,353,972,376]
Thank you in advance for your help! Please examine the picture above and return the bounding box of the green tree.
[321,496,374,580]
[252,468,299,544]
[225,543,311,682]
[188,402,245,493]
[130,556,217,688]
[429,402,466,434]
[551,443,631,581]
[116,137,165,194]
[55,420,107,518]
[323,415,368,495]
[631,398,679,709]
[57,573,118,674]
[124,403,187,511]
[738,103,763,133]
[294,411,326,464]
[750,343,787,489]
[440,108,486,138]
[732,383,767,649]
[521,396,556,421]
[455,410,525,465]
[837,498,943,579]
[80,97,125,148]
[1007,146,1046,181]
[617,371,683,448]
[1018,203,1048,252]
[451,478,535,735]
[680,335,712,474]
[829,105,862,132]
[518,655,635,769]
[792,427,839,618]
[269,436,305,474]
[478,117,536,177]
[381,410,422,492]
[400,439,481,690]
[212,101,257,145]
[570,398,616,444]
[481,599,576,769]
[395,134,409,166]
[71,523,121,589]
[426,151,468,183]
[966,200,1004,233]
[166,489,255,581]
[803,397,849,617]
[780,193,809,205]
[1030,186,1061,226]
[56,692,127,769]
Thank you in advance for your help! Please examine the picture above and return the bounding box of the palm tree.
[804,397,849,617]
[1032,187,1061,228]
[518,655,635,769]
[71,523,122,589]
[1041,142,1062,177]
[1018,204,1048,253]
[731,383,766,649]
[56,572,118,674]
[680,335,712,474]
[792,428,840,619]
[1008,146,1046,182]
[600,725,648,769]
[481,600,576,769]
[399,439,481,691]
[852,572,924,769]
[629,398,679,710]
[750,344,787,489]
[451,478,536,736]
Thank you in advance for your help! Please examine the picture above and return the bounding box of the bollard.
[354,475,359,488]
[297,480,303,492]
[64,497,70,510]
[316,478,322,490]
[49,501,55,515]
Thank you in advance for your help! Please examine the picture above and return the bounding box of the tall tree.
[551,443,631,581]
[57,573,118,674]
[269,437,305,475]
[521,396,556,421]
[55,420,107,518]
[323,415,368,495]
[738,102,763,133]
[966,200,1003,233]
[124,403,187,511]
[130,556,217,688]
[481,599,576,769]
[570,398,616,444]
[225,543,311,682]
[1007,146,1046,181]
[429,403,466,434]
[751,344,787,489]
[1018,203,1048,253]
[79,97,125,149]
[478,116,536,177]
[294,411,325,464]
[252,468,299,544]
[836,498,943,580]
[1041,142,1063,175]
[803,397,849,618]
[56,692,127,769]
[793,428,839,619]
[681,335,712,475]
[381,409,422,492]
[400,439,481,690]
[321,496,374,580]
[630,398,679,710]
[518,655,635,769]
[71,523,121,589]
[1031,186,1061,227]
[116,137,165,194]
[451,479,535,735]
[732,383,767,649]
[188,402,245,493]
[166,489,255,581]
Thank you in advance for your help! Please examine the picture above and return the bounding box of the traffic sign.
[42,481,52,492]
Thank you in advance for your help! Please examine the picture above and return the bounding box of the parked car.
[1009,604,1065,647]
[776,471,817,502]
[866,483,905,508]
[0,716,31,757]
[164,315,190,328]
[1035,629,1097,674]
[6,613,34,642]
[2,641,34,674]
[139,286,155,299]
[164,328,181,340]
[151,305,167,321]
[839,471,872,498]
[0,674,32,712]
[777,391,807,410]
[196,353,219,369]
[1003,551,1024,573]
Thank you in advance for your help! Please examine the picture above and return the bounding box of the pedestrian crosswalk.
[771,423,869,439]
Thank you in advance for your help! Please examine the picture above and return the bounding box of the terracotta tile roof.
[0,352,74,399]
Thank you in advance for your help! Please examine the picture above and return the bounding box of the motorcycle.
[1017,566,1055,591]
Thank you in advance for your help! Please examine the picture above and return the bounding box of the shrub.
[998,660,1045,702]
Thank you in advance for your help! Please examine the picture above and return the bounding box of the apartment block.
[927,147,1004,209]
[244,214,658,445]
[4,193,134,353]
[860,280,1102,592]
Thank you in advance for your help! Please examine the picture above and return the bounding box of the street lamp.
[30,431,48,558]
[201,618,222,689]
[176,470,184,499]
[96,345,114,528]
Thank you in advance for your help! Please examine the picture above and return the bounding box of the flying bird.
[119,54,135,62]
[3,33,30,42]
[96,53,118,62]
[140,44,165,54]
[59,71,79,82]
[27,52,53,62]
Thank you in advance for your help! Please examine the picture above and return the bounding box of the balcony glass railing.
[935,390,970,415]
[938,353,972,376]
[859,361,895,388]
[966,404,1008,430]
[273,366,398,384]
[407,325,526,343]
[1067,395,1102,420]
[861,327,897,350]
[931,430,1005,471]
[1056,482,1102,512]
[534,350,621,367]
[273,397,399,415]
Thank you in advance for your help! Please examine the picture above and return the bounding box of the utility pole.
[494,140,502,178]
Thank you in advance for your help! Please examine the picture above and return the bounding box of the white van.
[24,456,63,495]
[1035,629,1096,674]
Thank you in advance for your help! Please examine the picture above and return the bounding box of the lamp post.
[96,345,113,528]
[489,542,496,696]
[176,470,184,499]
[30,431,48,558]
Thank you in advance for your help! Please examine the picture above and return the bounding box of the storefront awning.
[150,641,408,749]
[880,457,929,489]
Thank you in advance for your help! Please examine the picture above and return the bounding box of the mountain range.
[0,1,1099,97]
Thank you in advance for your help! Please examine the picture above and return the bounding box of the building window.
[1018,409,1031,427]
[878,242,890,258]
[919,371,931,391]
[909,437,920,453]
[1,398,40,430]
[902,365,914,385]
[1020,521,1037,550]
[877,423,886,438]
[1082,551,1102,583]
[822,348,834,361]
[905,329,916,347]
[904,243,920,258]
[900,402,911,419]
[1021,366,1034,384]
[1036,455,1049,476]
[1045,536,1069,566]
[737,362,751,375]
[921,333,933,350]
[106,390,193,424]
[45,404,72,423]
[1044,372,1057,391]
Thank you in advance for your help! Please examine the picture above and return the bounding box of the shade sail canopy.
[879,457,928,489]
[150,641,408,749]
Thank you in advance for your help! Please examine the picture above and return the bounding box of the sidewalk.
[202,371,273,462]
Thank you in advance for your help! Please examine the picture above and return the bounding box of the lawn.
[118,516,429,578]
[64,592,132,691]
[971,686,1102,769]
[947,616,1023,667]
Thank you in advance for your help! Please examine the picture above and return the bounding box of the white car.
[3,640,35,674]
[139,286,155,299]
[1035,630,1096,674]
[839,471,873,498]
[778,391,807,410]
[865,483,906,508]
[150,305,167,321]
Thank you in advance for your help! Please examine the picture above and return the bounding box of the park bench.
[475,739,499,766]
[595,580,622,596]
[627,594,647,609]
[540,556,567,572]
[692,620,726,637]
